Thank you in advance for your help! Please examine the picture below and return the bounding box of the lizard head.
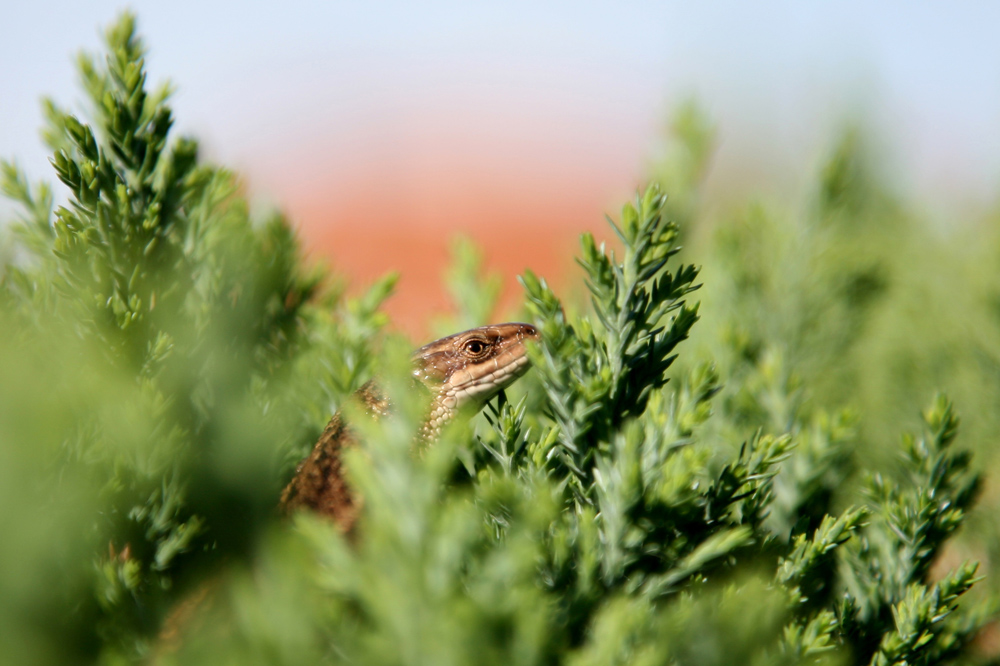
[411,322,540,433]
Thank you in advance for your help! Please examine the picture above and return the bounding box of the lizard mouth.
[446,351,533,408]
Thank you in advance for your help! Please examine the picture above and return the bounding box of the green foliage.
[1,12,994,666]
[0,13,392,662]
[519,187,700,496]
[432,235,503,335]
[838,397,983,664]
[648,98,715,236]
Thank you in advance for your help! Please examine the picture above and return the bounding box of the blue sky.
[4,1,1000,217]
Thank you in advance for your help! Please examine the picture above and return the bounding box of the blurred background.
[4,1,1000,335]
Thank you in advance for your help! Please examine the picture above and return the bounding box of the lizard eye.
[464,338,488,356]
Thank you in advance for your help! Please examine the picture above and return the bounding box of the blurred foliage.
[429,235,503,339]
[651,99,1000,597]
[0,12,997,666]
[0,13,393,663]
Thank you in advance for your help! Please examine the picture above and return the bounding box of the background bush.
[1,14,997,666]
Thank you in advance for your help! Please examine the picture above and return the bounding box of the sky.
[3,1,1000,334]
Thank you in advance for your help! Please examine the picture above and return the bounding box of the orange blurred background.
[283,152,644,337]
[246,83,654,338]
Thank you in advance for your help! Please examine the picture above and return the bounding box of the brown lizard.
[279,322,539,532]
[157,323,540,652]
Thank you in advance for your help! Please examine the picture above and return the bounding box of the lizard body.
[279,322,539,530]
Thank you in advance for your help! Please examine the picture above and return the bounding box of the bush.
[1,13,994,666]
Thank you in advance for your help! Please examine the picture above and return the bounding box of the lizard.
[157,322,541,651]
[279,321,540,532]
